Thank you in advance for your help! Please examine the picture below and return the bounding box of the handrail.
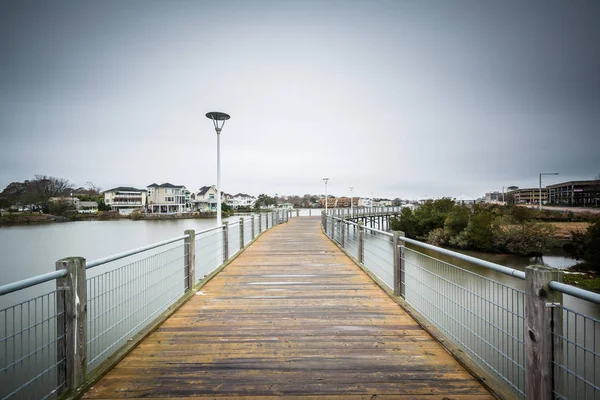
[549,280,600,304]
[87,234,188,269]
[0,269,68,296]
[331,214,600,303]
[330,215,526,280]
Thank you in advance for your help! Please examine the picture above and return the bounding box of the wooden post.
[239,217,244,248]
[525,265,563,400]
[358,222,365,264]
[251,215,255,239]
[340,219,345,248]
[296,209,299,217]
[223,222,229,261]
[56,257,87,393]
[184,229,196,290]
[258,213,262,233]
[392,231,405,297]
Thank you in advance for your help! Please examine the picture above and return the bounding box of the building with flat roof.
[507,188,547,205]
[547,180,600,207]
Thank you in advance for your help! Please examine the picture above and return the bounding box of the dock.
[84,217,493,398]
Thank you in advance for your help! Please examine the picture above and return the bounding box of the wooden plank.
[83,218,494,399]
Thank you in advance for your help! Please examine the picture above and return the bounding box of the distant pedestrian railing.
[0,210,288,399]
[323,213,600,399]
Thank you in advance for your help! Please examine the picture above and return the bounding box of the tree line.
[390,198,599,264]
[0,175,108,215]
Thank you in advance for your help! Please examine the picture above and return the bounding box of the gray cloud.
[1,0,598,199]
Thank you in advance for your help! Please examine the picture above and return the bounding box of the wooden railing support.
[184,230,196,290]
[358,222,365,264]
[392,230,405,297]
[251,215,255,239]
[56,257,87,394]
[239,218,244,248]
[223,222,229,261]
[525,265,563,400]
[340,219,345,248]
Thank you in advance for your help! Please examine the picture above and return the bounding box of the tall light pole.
[206,111,230,226]
[350,186,354,214]
[323,178,329,214]
[539,172,559,210]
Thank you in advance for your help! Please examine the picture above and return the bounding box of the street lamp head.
[206,111,231,133]
[322,178,329,184]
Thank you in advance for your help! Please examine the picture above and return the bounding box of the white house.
[78,201,98,214]
[103,187,147,215]
[358,198,373,207]
[147,183,188,214]
[373,198,393,207]
[230,193,256,209]
[193,185,219,212]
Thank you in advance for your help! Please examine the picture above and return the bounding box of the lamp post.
[350,186,354,214]
[206,111,231,226]
[539,172,559,210]
[323,178,329,214]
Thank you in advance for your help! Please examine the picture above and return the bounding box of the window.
[209,194,215,199]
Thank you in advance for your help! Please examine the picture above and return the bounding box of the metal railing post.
[358,222,364,264]
[184,230,196,290]
[525,265,563,399]
[56,257,87,394]
[251,215,255,239]
[239,217,244,248]
[392,230,405,297]
[258,213,262,233]
[223,222,229,261]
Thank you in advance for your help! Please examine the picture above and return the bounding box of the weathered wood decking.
[85,217,494,399]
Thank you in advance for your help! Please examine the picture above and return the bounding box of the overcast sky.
[1,1,598,200]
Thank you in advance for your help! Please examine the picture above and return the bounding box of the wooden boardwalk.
[85,217,494,399]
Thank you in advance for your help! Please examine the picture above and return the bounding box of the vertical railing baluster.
[239,218,244,249]
[525,265,563,399]
[223,222,229,262]
[56,257,87,395]
[184,230,196,290]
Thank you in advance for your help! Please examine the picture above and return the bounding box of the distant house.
[230,193,256,209]
[78,201,98,214]
[193,185,219,212]
[277,202,294,210]
[103,187,147,215]
[373,198,392,207]
[358,198,372,208]
[147,183,188,214]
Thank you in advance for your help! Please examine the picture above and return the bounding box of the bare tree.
[25,175,73,207]
[85,181,101,196]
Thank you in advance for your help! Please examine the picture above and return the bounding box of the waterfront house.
[78,201,98,214]
[193,185,219,212]
[103,187,147,215]
[230,193,257,209]
[147,183,188,214]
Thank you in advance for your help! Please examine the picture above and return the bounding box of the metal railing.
[0,211,286,399]
[323,213,600,399]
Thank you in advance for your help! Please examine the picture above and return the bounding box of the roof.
[79,201,98,207]
[147,183,185,189]
[197,185,215,195]
[546,180,600,188]
[103,186,146,193]
[233,193,255,198]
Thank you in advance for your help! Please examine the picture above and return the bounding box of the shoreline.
[0,209,290,227]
